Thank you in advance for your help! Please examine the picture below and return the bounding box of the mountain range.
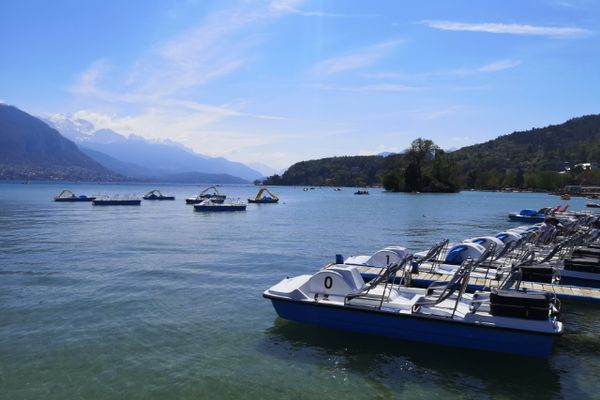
[0,104,119,181]
[0,104,276,183]
[46,114,263,182]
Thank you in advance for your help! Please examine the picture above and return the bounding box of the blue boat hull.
[266,297,557,357]
[508,214,546,223]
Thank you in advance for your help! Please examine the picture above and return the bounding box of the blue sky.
[1,0,599,168]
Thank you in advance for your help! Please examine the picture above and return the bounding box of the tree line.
[263,114,600,192]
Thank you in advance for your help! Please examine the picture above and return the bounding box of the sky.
[1,0,600,169]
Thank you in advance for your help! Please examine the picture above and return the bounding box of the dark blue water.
[1,183,598,399]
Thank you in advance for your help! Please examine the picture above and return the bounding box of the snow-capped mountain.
[45,114,262,181]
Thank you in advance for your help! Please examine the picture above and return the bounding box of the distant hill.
[449,114,600,189]
[263,114,600,190]
[0,104,120,181]
[264,156,384,187]
[46,114,263,181]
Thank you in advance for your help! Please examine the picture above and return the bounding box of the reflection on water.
[261,319,561,400]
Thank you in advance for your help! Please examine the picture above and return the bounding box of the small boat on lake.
[354,190,369,195]
[143,189,175,200]
[186,186,226,204]
[248,187,279,204]
[587,202,600,208]
[264,256,562,357]
[193,199,246,212]
[561,193,571,200]
[53,189,96,202]
[92,195,141,206]
[508,207,553,223]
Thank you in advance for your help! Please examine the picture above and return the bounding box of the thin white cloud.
[364,59,521,82]
[312,82,420,92]
[411,106,462,121]
[446,60,522,76]
[269,0,379,17]
[312,40,403,75]
[70,59,111,96]
[423,20,589,38]
[476,59,521,72]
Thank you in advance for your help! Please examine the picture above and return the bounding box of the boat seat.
[489,290,552,320]
[573,248,600,257]
[412,260,472,312]
[519,265,555,283]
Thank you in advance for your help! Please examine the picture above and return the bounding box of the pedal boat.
[248,187,279,204]
[193,198,246,212]
[53,189,96,202]
[264,258,562,357]
[186,186,226,204]
[143,189,175,200]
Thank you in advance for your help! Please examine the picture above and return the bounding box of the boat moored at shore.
[264,257,562,357]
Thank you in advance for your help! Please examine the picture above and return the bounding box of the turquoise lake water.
[1,183,599,399]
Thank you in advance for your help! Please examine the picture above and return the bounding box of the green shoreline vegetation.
[264,115,600,193]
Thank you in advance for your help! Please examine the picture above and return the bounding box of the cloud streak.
[269,0,379,17]
[312,40,403,75]
[423,20,589,38]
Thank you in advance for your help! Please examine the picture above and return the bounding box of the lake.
[0,182,598,399]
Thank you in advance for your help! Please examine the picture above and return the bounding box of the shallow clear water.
[1,182,599,399]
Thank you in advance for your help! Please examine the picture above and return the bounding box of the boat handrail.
[56,189,76,198]
[412,258,474,314]
[199,186,222,196]
[144,189,163,197]
[345,255,413,306]
[415,239,449,272]
[253,187,279,201]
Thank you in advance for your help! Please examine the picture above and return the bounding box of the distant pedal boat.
[143,189,175,200]
[193,199,246,212]
[53,189,95,202]
[248,187,279,204]
[92,195,141,206]
[186,186,226,204]
[508,207,553,223]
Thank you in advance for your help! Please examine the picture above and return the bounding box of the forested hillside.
[264,156,384,187]
[264,114,600,191]
[447,115,600,190]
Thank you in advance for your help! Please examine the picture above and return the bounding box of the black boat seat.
[490,290,551,320]
[519,265,555,283]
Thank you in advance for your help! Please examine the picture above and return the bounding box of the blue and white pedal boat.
[264,260,562,357]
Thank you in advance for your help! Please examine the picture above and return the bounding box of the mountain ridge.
[0,104,121,181]
[45,114,263,181]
